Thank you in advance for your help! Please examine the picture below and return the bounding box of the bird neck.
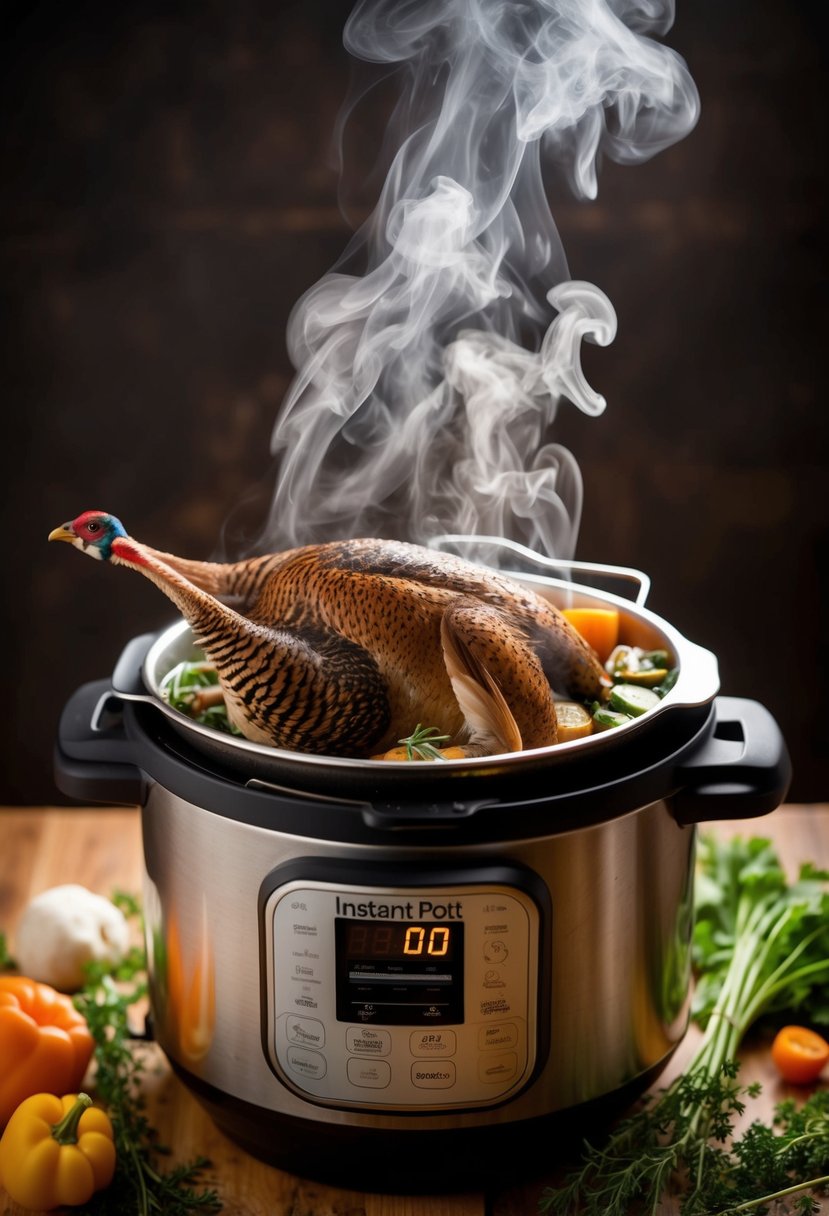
[110,537,241,638]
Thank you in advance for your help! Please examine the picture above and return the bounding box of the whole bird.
[49,511,609,759]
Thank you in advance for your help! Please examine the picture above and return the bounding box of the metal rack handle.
[429,533,651,606]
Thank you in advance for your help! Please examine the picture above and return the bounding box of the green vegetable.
[655,666,679,697]
[592,707,631,730]
[608,683,661,717]
[71,900,223,1215]
[160,661,242,736]
[539,835,829,1216]
[604,646,678,701]
[691,836,829,1035]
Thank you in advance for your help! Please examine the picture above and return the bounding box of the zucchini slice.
[609,684,662,717]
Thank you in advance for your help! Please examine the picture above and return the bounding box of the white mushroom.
[14,884,131,991]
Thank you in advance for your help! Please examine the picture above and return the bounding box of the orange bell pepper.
[0,976,94,1126]
[0,1091,115,1208]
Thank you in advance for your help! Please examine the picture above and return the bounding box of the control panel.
[261,873,542,1111]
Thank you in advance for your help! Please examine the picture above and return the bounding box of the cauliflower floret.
[14,884,130,991]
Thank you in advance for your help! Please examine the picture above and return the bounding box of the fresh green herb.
[399,723,452,760]
[542,1070,829,1216]
[692,836,829,1037]
[701,1087,829,1215]
[72,898,223,1215]
[109,889,143,920]
[159,660,242,736]
[539,835,829,1216]
[0,931,15,970]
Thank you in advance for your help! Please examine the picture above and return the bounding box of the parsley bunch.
[540,835,829,1215]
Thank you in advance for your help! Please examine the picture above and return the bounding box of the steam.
[261,0,698,562]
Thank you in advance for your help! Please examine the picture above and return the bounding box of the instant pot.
[54,545,791,1190]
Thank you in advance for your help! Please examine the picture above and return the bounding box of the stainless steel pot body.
[56,671,789,1189]
[140,782,694,1132]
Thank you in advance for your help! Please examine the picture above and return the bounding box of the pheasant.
[48,511,609,759]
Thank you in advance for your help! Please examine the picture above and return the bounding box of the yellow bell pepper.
[0,975,94,1126]
[0,1091,116,1209]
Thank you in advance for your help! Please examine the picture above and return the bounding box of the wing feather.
[440,615,523,754]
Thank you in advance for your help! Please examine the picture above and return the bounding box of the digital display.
[341,921,457,961]
[335,919,464,1026]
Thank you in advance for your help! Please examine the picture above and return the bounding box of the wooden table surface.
[0,803,827,1216]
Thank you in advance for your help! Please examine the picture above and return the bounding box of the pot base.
[170,1053,678,1193]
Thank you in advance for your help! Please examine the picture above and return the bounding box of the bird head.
[48,511,129,561]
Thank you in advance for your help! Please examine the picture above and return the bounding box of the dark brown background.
[2,0,826,804]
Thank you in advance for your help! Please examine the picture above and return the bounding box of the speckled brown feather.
[138,536,609,757]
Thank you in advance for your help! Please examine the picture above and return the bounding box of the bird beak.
[48,523,76,543]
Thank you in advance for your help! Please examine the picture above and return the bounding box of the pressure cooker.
[53,544,791,1190]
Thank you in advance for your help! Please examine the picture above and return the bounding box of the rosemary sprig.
[399,723,452,760]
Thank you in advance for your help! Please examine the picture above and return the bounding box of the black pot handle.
[112,632,159,699]
[671,696,792,826]
[54,679,146,806]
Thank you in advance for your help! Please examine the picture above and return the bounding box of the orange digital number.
[404,926,425,955]
[428,927,449,956]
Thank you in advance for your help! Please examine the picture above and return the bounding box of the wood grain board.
[0,804,827,1215]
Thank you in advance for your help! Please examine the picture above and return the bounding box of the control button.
[290,992,320,1012]
[286,1016,325,1049]
[411,1061,456,1089]
[347,1057,391,1089]
[347,1027,392,1056]
[479,1023,518,1052]
[482,969,505,988]
[410,1029,457,1057]
[287,1046,327,1080]
[478,1052,518,1084]
[483,939,508,963]
[479,996,512,1017]
[289,921,319,938]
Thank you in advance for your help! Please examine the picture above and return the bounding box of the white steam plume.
[261,0,699,562]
